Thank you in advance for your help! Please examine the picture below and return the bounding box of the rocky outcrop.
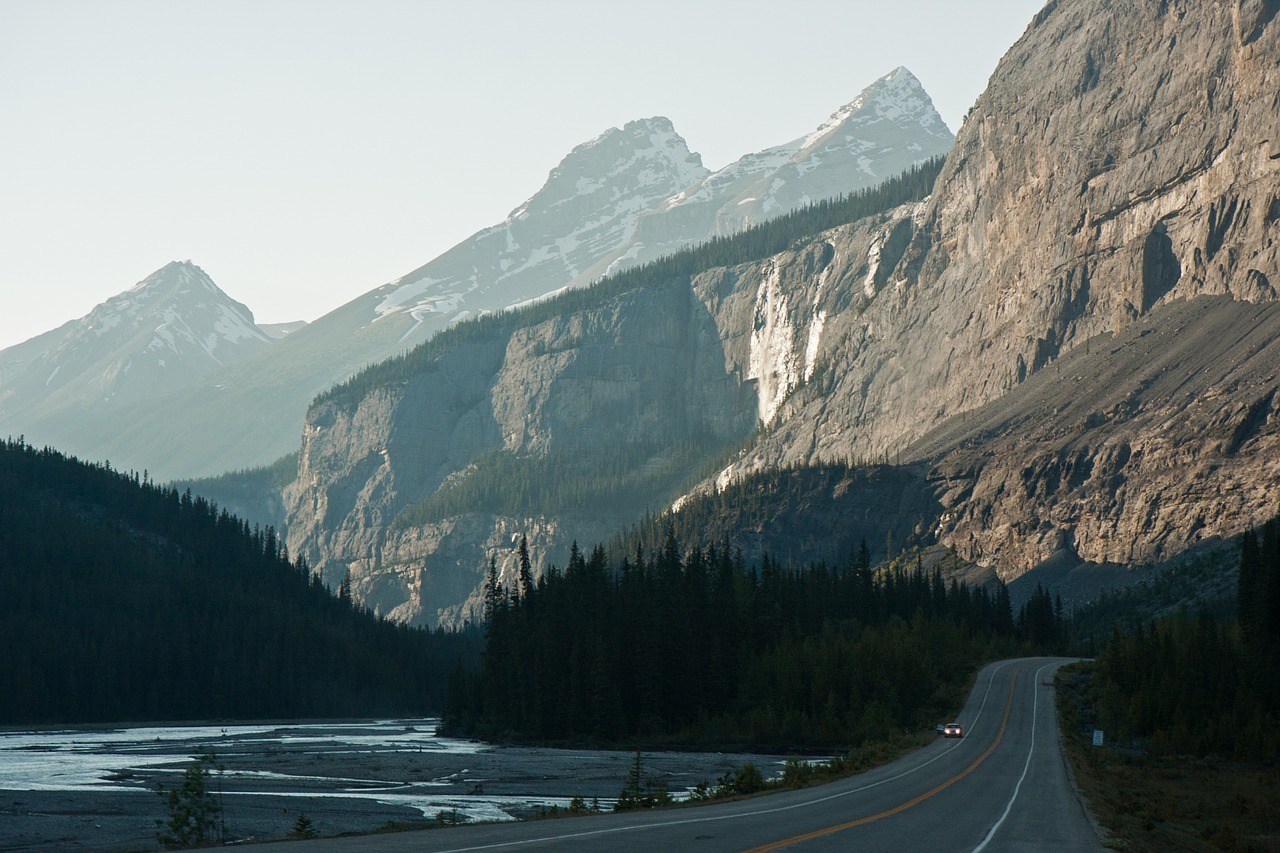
[913,297,1280,573]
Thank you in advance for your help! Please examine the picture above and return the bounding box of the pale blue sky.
[0,0,1045,350]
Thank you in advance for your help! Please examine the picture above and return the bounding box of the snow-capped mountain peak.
[85,261,268,361]
[366,116,711,340]
[0,261,276,421]
[594,67,954,274]
[801,66,951,155]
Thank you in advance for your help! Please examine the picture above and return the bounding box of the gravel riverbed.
[0,720,792,851]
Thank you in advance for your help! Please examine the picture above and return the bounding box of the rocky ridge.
[590,67,953,282]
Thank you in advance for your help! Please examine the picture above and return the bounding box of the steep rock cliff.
[713,0,1280,578]
[283,281,755,625]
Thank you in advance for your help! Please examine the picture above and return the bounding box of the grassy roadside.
[1055,661,1280,851]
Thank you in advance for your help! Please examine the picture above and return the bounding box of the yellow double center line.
[741,668,1022,853]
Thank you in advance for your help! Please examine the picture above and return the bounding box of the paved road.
[249,657,1102,852]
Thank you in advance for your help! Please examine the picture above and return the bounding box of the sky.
[0,0,1046,351]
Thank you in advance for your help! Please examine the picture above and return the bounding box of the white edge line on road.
[970,660,1058,853]
[427,659,1017,853]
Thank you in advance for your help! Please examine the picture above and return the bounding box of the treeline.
[1089,519,1280,760]
[0,437,479,724]
[315,158,945,411]
[446,531,1067,750]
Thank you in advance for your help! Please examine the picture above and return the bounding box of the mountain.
[715,0,1280,571]
[272,166,944,627]
[588,67,954,279]
[0,261,275,446]
[4,74,954,481]
[262,0,1279,628]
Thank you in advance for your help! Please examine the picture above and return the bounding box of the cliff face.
[712,0,1280,575]
[280,0,1280,622]
[283,282,756,625]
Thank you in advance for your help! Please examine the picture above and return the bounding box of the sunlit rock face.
[716,0,1280,578]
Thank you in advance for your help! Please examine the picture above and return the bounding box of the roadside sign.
[1092,730,1104,747]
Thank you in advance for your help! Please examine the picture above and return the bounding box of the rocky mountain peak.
[0,261,274,430]
[507,116,707,221]
[800,66,952,156]
[366,116,711,336]
[600,66,954,261]
[101,260,251,324]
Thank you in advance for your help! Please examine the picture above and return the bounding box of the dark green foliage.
[177,451,299,500]
[155,751,223,849]
[1015,585,1070,653]
[718,762,765,796]
[1089,521,1280,761]
[315,158,945,413]
[614,752,673,811]
[288,813,319,840]
[1068,544,1239,645]
[0,437,480,723]
[1238,521,1280,647]
[447,528,1055,750]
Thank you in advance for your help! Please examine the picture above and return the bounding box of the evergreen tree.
[518,535,532,600]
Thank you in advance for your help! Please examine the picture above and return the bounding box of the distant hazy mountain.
[0,261,275,443]
[7,72,954,479]
[259,321,308,340]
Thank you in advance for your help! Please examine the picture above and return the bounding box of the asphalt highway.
[250,657,1102,852]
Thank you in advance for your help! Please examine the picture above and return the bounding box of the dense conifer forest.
[446,529,1069,751]
[316,158,944,411]
[1082,519,1280,761]
[0,437,478,724]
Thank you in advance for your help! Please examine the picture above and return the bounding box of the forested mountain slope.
[0,438,473,723]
